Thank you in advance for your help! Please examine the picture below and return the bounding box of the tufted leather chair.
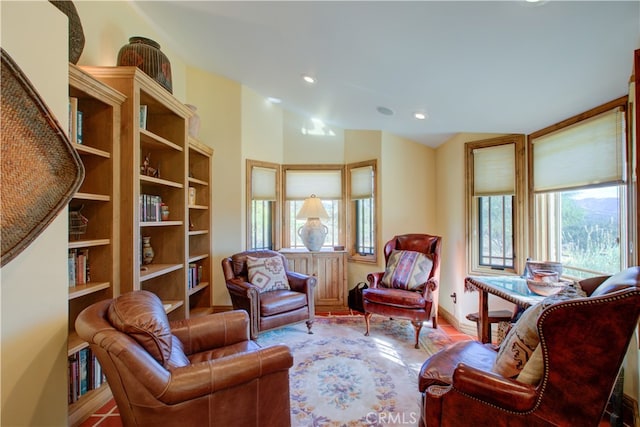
[363,233,442,348]
[75,290,293,427]
[222,250,316,340]
[418,266,640,427]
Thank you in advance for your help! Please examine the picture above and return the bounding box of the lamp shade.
[296,194,329,219]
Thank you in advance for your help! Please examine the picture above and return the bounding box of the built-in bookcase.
[83,66,202,321]
[67,63,125,427]
[187,137,214,316]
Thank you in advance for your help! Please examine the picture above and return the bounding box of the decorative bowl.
[525,260,563,277]
[526,279,570,297]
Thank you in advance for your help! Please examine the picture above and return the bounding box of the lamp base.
[297,218,328,251]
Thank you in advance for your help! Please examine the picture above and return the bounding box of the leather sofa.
[222,249,316,340]
[418,267,640,427]
[75,290,293,427]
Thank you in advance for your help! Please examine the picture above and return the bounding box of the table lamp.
[296,194,329,251]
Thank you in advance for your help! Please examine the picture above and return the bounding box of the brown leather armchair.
[418,267,640,427]
[363,233,442,348]
[222,250,316,340]
[75,290,293,427]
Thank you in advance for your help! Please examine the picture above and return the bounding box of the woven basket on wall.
[1,48,84,266]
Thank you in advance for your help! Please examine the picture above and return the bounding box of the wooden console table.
[465,275,544,343]
[281,249,347,311]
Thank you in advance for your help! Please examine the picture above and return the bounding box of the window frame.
[281,164,345,250]
[527,97,630,277]
[466,135,527,276]
[346,159,378,264]
[246,159,281,250]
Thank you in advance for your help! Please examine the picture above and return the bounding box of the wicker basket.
[1,48,84,266]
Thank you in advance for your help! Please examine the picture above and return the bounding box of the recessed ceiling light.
[302,74,316,84]
[414,112,428,120]
[376,106,394,116]
[267,96,282,104]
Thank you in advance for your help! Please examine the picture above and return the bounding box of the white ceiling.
[132,1,639,148]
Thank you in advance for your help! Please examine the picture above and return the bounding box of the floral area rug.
[256,315,453,427]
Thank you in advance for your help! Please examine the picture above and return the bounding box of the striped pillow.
[381,250,433,291]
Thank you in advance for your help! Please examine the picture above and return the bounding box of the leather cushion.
[362,287,426,308]
[419,340,497,391]
[260,289,307,316]
[493,283,586,379]
[247,255,290,293]
[381,250,433,291]
[108,290,175,367]
[591,267,640,297]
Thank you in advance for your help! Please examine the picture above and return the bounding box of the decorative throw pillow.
[247,255,290,293]
[493,281,587,379]
[381,250,433,291]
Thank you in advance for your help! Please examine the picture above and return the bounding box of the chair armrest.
[159,344,293,404]
[226,277,260,296]
[452,363,537,412]
[367,272,384,288]
[170,310,250,355]
[287,271,317,294]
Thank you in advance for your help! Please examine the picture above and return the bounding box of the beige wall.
[1,2,69,425]
[434,133,514,334]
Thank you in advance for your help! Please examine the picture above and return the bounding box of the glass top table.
[465,275,545,343]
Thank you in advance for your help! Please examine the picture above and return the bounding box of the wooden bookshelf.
[187,137,213,314]
[67,63,125,426]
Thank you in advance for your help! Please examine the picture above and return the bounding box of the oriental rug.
[256,315,454,427]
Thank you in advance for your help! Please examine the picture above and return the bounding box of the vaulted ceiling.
[133,1,639,147]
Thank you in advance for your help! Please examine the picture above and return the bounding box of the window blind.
[251,166,277,200]
[350,165,374,199]
[532,107,625,193]
[473,143,515,196]
[285,170,342,200]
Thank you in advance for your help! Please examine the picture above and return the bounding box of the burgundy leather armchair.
[363,233,442,348]
[222,250,316,340]
[418,267,640,427]
[75,290,293,427]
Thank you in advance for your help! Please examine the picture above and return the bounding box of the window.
[530,100,628,278]
[283,166,343,249]
[347,160,377,262]
[246,160,279,250]
[466,135,526,274]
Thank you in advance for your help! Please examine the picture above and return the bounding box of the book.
[139,104,148,129]
[68,97,78,144]
[76,110,83,144]
[68,250,76,287]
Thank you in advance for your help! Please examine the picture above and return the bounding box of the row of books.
[68,348,106,404]
[68,97,83,144]
[188,263,203,289]
[140,194,163,222]
[68,248,90,287]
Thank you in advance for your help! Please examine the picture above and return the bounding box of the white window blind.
[350,165,374,200]
[473,143,515,196]
[251,166,277,200]
[285,170,342,200]
[532,107,625,193]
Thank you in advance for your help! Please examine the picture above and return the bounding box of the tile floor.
[78,313,623,427]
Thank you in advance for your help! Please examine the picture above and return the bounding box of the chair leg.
[432,315,438,329]
[306,320,314,334]
[411,320,424,349]
[364,312,372,336]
